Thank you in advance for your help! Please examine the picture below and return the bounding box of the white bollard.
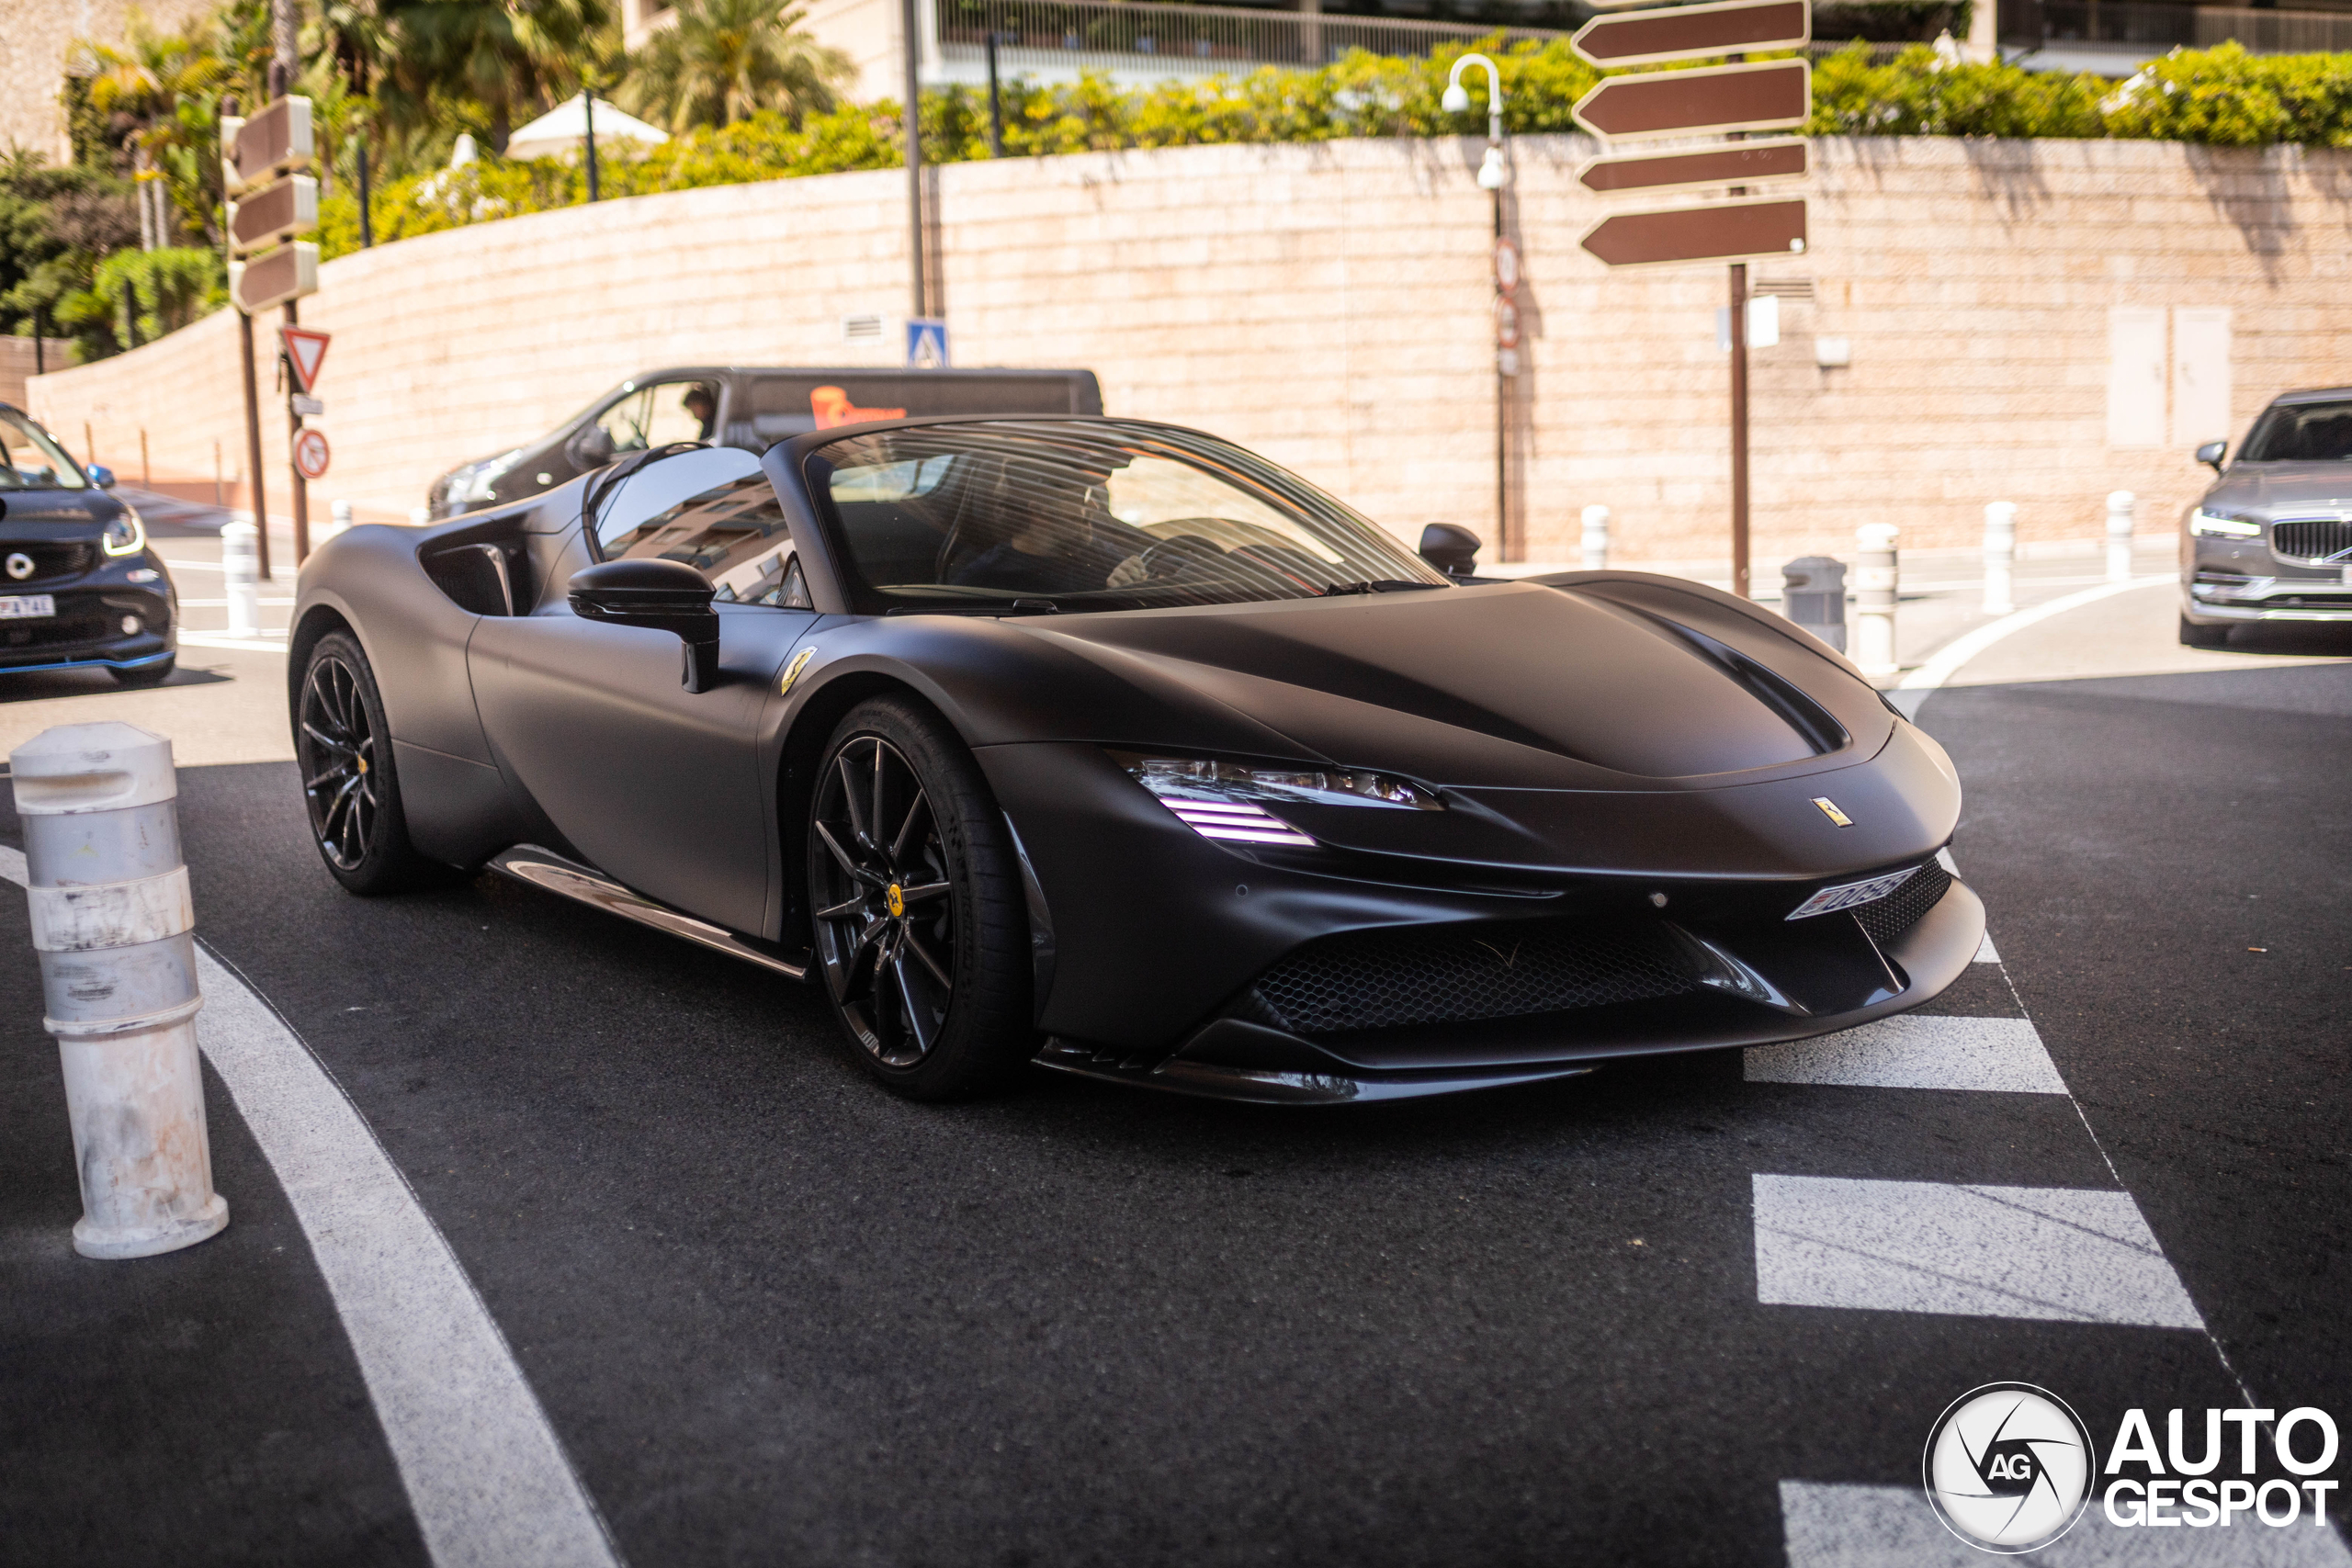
[221,519,261,636]
[328,499,355,541]
[13,723,226,1259]
[1579,505,1611,571]
[1854,524,1900,677]
[2106,491,2136,582]
[1982,501,2018,615]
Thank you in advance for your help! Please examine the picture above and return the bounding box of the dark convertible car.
[290,418,1984,1103]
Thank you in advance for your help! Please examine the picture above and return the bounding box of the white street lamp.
[1443,52,1507,186]
[1443,52,1517,559]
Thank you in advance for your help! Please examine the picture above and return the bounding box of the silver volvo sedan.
[2180,387,2352,645]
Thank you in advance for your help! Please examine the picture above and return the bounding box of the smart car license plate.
[1786,865,1918,920]
[0,595,55,620]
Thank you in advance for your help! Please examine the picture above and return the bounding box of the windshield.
[2240,400,2352,462]
[0,410,88,491]
[809,421,1446,614]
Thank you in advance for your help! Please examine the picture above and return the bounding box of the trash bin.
[1781,556,1848,653]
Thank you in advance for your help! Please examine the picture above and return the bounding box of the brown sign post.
[223,96,320,566]
[1573,5,1813,600]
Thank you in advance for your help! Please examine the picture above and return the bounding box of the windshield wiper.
[1319,579,1447,596]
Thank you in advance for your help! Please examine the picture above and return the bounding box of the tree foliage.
[618,0,852,132]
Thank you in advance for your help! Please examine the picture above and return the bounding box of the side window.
[591,446,808,607]
[577,381,721,467]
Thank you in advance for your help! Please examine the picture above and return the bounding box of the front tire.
[296,631,439,894]
[807,696,1033,1100]
[2179,614,2231,649]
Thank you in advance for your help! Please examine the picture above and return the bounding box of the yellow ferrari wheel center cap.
[885,883,905,918]
[357,757,368,774]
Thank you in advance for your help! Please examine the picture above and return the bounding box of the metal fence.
[933,0,1571,73]
[2000,0,2352,54]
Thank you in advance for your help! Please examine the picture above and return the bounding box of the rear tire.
[807,696,1034,1100]
[296,631,441,894]
[2179,614,2231,649]
[109,657,175,687]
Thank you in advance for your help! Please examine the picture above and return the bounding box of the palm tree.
[376,0,610,155]
[620,0,852,132]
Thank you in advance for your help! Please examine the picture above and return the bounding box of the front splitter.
[1032,1038,1593,1106]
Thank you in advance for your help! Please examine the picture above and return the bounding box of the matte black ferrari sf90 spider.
[289,418,1984,1103]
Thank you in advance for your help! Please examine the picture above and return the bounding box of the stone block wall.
[27,135,2352,567]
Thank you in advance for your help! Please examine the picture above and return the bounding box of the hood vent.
[1646,619,1849,757]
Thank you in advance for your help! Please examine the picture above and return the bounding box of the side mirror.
[568,558,721,693]
[2195,440,2227,475]
[1418,522,1483,581]
[568,424,616,469]
[87,464,116,491]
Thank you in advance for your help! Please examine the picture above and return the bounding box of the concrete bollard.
[222,520,261,637]
[2106,491,2136,582]
[1579,505,1611,571]
[13,722,226,1259]
[1983,502,2018,615]
[1854,524,1900,677]
[1781,556,1849,653]
[328,499,355,541]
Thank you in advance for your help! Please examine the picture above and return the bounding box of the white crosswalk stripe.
[1753,1175,2205,1328]
[1745,1014,2067,1094]
[1781,1481,2352,1567]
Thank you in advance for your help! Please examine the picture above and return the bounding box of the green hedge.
[302,38,2352,260]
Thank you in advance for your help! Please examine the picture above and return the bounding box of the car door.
[469,446,819,932]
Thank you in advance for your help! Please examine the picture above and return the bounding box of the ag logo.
[6,552,33,581]
[1924,1383,2093,1553]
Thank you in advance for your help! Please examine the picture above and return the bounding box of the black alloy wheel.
[295,631,437,894]
[808,697,1033,1099]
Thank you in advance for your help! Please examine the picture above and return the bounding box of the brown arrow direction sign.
[1571,60,1810,141]
[1579,197,1807,269]
[228,175,318,258]
[1573,0,1810,66]
[230,242,319,314]
[1577,138,1808,196]
[224,96,313,193]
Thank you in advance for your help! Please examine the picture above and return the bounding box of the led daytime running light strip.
[1161,798,1315,846]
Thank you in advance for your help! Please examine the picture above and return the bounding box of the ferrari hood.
[1026,580,1893,790]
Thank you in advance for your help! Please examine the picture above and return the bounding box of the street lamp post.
[1442,54,1514,561]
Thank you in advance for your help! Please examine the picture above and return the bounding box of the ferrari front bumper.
[1033,876,1985,1105]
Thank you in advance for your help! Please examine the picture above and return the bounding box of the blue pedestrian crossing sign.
[906,318,950,369]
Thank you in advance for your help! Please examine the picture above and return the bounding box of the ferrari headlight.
[101,505,146,557]
[2190,510,2263,538]
[1114,752,1440,848]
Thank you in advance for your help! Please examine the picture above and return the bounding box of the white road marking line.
[1753,1174,2205,1329]
[1935,846,1959,875]
[1973,930,2003,964]
[1780,1481,2352,1566]
[178,633,289,652]
[0,845,624,1568]
[1745,1014,2066,1095]
[173,598,299,607]
[1887,576,2176,719]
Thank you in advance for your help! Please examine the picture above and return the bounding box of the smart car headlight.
[454,448,526,506]
[2190,509,2263,538]
[100,505,146,557]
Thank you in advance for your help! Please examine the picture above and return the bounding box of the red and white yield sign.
[292,427,332,480]
[280,326,330,394]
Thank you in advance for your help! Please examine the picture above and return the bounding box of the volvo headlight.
[454,448,526,507]
[2190,510,2263,538]
[101,505,147,557]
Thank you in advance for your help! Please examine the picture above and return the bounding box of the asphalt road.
[1,638,2346,1564]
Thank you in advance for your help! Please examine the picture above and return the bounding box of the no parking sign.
[292,427,331,480]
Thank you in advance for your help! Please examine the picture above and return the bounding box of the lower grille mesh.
[1249,918,1697,1035]
[1854,861,1952,948]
